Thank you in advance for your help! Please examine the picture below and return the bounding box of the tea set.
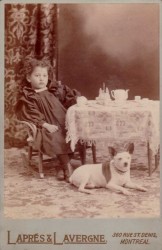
[77,85,149,107]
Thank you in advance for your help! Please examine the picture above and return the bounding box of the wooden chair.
[19,121,97,178]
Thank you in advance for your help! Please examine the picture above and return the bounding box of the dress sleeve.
[16,94,46,128]
[49,81,81,109]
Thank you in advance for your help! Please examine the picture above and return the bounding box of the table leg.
[155,147,160,170]
[92,144,97,163]
[155,154,158,169]
[147,142,152,176]
[78,143,87,165]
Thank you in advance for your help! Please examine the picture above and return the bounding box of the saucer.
[114,100,127,104]
[142,98,149,102]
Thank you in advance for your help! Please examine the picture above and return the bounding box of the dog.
[69,143,147,195]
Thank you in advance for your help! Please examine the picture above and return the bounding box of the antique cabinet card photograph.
[0,0,161,249]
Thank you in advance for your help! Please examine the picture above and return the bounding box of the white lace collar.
[34,87,47,93]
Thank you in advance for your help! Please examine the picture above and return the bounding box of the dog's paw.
[78,188,94,194]
[139,187,147,192]
[86,190,95,195]
[122,190,132,196]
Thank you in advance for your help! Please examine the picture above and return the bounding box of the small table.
[66,100,159,175]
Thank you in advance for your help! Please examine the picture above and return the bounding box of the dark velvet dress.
[16,82,80,157]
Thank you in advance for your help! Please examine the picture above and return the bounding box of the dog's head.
[108,143,134,172]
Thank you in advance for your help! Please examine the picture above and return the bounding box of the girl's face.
[27,66,48,89]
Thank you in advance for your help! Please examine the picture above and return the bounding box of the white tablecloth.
[66,100,160,155]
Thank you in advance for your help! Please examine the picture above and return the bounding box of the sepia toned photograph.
[4,3,160,219]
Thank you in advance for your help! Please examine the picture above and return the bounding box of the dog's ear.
[127,143,134,154]
[108,147,117,157]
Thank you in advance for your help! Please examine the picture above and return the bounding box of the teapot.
[111,89,129,101]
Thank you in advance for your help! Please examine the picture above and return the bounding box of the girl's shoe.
[64,169,70,182]
[56,169,64,180]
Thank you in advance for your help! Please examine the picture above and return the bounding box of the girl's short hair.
[23,57,53,76]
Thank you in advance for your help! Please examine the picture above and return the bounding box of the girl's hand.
[42,123,58,133]
[76,96,87,105]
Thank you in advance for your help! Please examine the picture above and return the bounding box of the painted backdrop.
[58,4,159,100]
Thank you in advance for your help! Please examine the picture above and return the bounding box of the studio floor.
[3,142,160,219]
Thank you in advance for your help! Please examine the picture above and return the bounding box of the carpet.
[4,143,160,219]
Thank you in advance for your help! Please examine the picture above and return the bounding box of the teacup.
[135,96,141,101]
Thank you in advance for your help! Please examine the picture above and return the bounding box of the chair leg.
[92,144,97,163]
[28,146,33,166]
[38,151,44,178]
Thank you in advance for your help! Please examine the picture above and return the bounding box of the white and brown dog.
[69,143,147,195]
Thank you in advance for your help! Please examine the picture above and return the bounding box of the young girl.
[16,57,80,181]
